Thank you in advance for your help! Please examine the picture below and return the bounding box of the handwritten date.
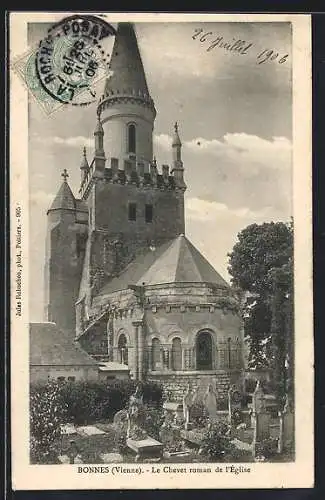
[192,28,289,65]
[256,49,288,65]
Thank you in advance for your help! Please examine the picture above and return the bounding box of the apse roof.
[97,234,229,297]
[139,234,228,287]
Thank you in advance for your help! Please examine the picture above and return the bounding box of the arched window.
[151,337,161,371]
[196,331,213,370]
[171,337,182,371]
[118,334,128,365]
[127,123,136,154]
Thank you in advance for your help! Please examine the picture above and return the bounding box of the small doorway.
[196,331,213,370]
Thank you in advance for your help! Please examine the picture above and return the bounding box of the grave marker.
[251,381,271,458]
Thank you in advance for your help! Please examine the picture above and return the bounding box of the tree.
[30,381,68,463]
[227,221,293,404]
[228,221,293,295]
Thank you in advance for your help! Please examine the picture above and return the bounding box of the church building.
[43,22,244,398]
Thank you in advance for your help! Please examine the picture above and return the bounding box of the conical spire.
[94,116,105,158]
[104,23,151,98]
[172,122,182,165]
[94,117,104,136]
[49,169,75,211]
[80,147,89,171]
[171,122,186,189]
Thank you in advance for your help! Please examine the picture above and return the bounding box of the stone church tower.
[44,23,244,399]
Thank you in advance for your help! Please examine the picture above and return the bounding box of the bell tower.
[76,22,187,312]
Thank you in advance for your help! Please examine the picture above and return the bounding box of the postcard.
[10,11,313,490]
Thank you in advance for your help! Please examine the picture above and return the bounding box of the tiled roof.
[30,322,98,366]
[96,234,228,297]
[139,234,229,287]
[49,181,75,211]
[75,199,88,213]
[104,23,150,98]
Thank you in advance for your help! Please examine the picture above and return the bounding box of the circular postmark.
[35,15,115,107]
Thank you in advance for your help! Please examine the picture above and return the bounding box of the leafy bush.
[190,402,208,428]
[254,437,279,460]
[30,380,68,463]
[231,409,244,427]
[200,422,234,460]
[30,379,163,426]
[217,398,228,411]
[244,378,258,394]
[141,406,165,440]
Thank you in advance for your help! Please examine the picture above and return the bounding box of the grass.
[59,424,119,463]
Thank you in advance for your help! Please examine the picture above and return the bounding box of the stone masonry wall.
[95,181,185,245]
[148,371,242,403]
[44,212,87,338]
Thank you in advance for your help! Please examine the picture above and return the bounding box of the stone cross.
[61,168,69,182]
[183,384,192,430]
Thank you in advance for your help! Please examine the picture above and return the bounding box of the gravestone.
[163,401,183,425]
[127,437,163,462]
[251,381,271,458]
[278,395,294,453]
[203,384,218,423]
[228,384,243,427]
[126,385,146,438]
[189,401,207,429]
[159,411,175,446]
[180,428,206,448]
[113,409,129,432]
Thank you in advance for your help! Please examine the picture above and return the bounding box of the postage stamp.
[11,14,115,115]
[9,12,313,490]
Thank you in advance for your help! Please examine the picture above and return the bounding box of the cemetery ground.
[56,420,253,464]
[30,379,295,465]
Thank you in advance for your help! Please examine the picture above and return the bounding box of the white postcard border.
[10,12,313,490]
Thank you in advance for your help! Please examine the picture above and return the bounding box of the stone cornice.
[98,94,156,116]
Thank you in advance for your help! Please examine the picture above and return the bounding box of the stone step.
[127,437,163,459]
[100,452,123,463]
[231,438,252,452]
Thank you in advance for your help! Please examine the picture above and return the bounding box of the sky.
[28,21,292,321]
